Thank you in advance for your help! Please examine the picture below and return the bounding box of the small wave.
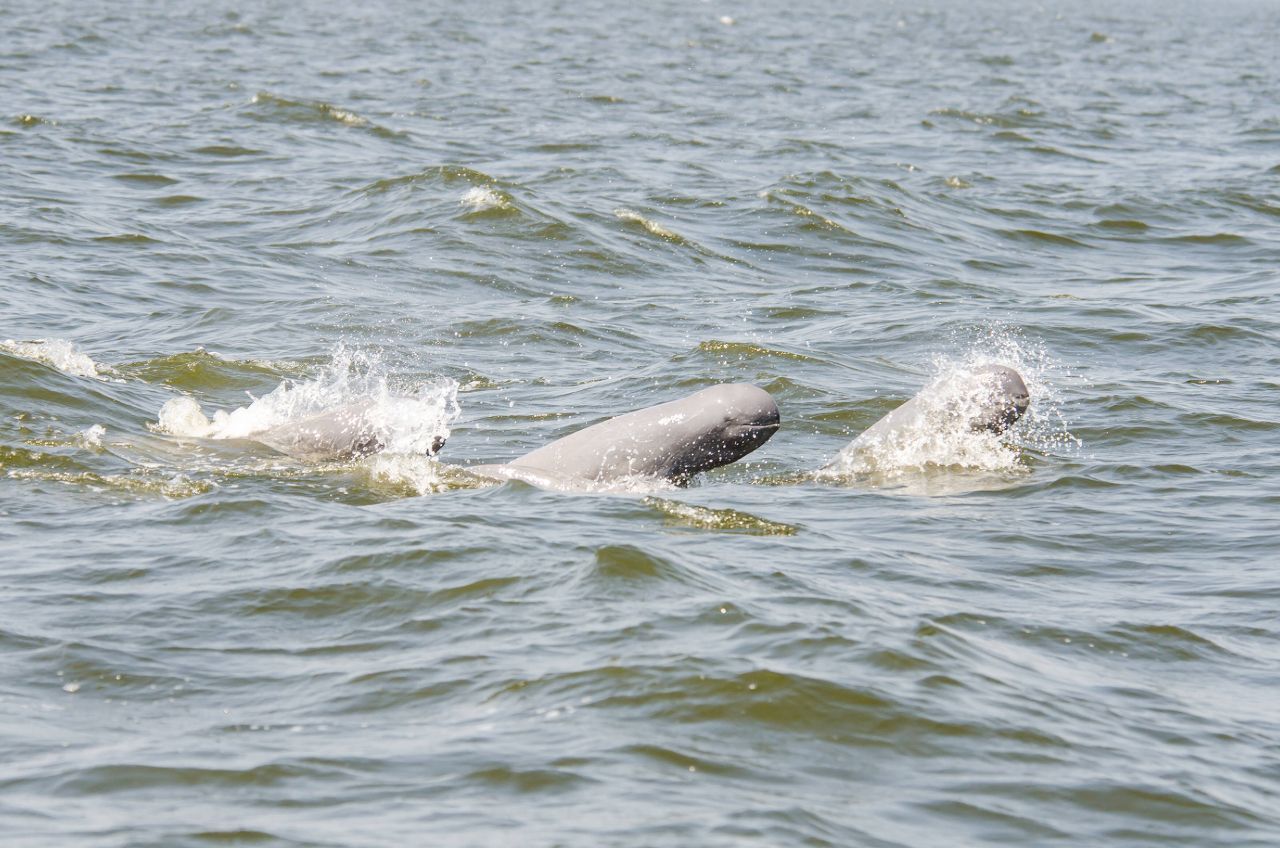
[645,498,798,536]
[759,174,915,250]
[1027,145,1102,163]
[111,173,178,186]
[152,347,459,461]
[363,165,499,194]
[587,544,692,583]
[118,348,299,392]
[6,468,213,499]
[1095,218,1149,232]
[623,743,749,778]
[247,92,402,137]
[464,764,589,792]
[93,233,159,244]
[999,229,1088,248]
[929,103,1065,131]
[696,339,818,363]
[991,130,1033,143]
[349,166,550,237]
[761,192,849,231]
[0,444,93,473]
[1163,233,1251,245]
[927,108,1016,130]
[153,194,204,207]
[614,208,683,242]
[250,91,367,126]
[1,338,113,380]
[192,145,264,158]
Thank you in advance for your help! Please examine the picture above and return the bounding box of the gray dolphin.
[821,364,1029,473]
[466,383,780,487]
[257,402,446,462]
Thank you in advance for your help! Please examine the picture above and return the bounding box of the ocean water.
[2,0,1279,845]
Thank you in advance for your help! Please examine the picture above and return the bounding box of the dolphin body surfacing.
[257,402,446,462]
[467,383,780,488]
[821,364,1029,474]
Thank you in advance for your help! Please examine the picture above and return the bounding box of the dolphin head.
[711,383,782,447]
[669,383,780,480]
[967,364,1030,433]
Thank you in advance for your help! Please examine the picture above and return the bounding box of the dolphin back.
[473,384,779,485]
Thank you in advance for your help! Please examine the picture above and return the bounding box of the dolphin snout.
[721,386,780,450]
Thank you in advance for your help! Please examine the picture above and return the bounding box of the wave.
[614,208,686,242]
[1,338,114,381]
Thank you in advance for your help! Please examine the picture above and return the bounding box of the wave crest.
[2,338,112,380]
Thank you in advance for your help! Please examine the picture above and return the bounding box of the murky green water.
[3,0,1278,845]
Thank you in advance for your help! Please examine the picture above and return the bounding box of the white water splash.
[153,347,460,460]
[952,324,1083,457]
[460,186,509,211]
[2,338,112,380]
[79,424,106,448]
[156,396,215,437]
[364,454,467,495]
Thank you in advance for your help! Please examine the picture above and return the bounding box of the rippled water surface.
[3,0,1279,845]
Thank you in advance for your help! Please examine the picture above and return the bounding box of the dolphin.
[821,364,1029,474]
[256,402,446,462]
[466,383,780,488]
